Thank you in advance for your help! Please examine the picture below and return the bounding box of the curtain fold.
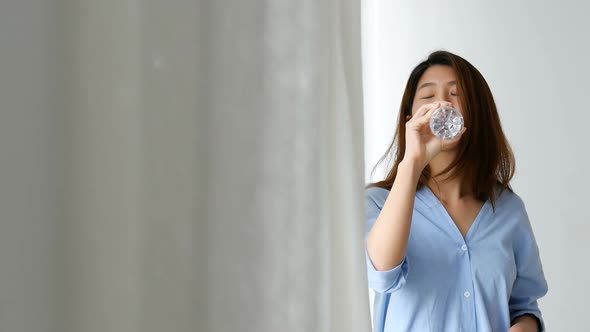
[62,0,370,331]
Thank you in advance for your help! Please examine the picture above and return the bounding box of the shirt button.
[464,291,471,298]
[461,244,468,251]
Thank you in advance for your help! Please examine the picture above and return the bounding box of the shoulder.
[494,187,527,216]
[363,187,390,233]
[493,188,534,234]
[365,186,390,208]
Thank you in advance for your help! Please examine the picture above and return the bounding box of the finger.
[418,100,456,125]
[416,104,439,126]
[414,102,439,118]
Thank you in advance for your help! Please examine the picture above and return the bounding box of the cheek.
[411,101,423,116]
[455,101,465,116]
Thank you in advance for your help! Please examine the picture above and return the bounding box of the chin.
[441,146,459,153]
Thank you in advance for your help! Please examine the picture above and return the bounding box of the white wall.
[362,0,589,330]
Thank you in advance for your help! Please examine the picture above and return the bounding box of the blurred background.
[0,0,586,331]
[0,0,369,331]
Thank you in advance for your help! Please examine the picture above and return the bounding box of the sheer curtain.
[58,0,370,331]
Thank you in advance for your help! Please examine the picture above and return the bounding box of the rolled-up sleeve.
[364,188,409,294]
[509,201,548,331]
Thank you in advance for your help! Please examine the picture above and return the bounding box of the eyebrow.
[417,80,457,91]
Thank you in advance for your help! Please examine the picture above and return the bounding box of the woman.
[364,50,548,332]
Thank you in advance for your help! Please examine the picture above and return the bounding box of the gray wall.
[363,1,589,330]
[0,1,63,331]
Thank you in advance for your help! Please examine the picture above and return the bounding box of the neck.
[426,151,472,203]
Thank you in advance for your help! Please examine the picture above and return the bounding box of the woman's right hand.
[403,101,467,172]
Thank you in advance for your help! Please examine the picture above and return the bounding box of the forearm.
[366,159,422,271]
[509,314,540,332]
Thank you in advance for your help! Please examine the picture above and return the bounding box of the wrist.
[510,314,540,332]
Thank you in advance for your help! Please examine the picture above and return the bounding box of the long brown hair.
[366,50,515,211]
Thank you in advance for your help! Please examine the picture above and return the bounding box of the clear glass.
[429,106,464,140]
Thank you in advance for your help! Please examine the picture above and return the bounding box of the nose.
[436,100,453,107]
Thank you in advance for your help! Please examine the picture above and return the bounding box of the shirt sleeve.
[364,188,409,294]
[509,199,549,331]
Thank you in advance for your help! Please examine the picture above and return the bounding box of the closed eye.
[421,93,457,99]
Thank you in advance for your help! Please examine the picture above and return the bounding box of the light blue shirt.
[365,185,548,332]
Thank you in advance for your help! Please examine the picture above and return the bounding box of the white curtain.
[58,0,370,332]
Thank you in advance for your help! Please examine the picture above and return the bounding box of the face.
[411,65,460,116]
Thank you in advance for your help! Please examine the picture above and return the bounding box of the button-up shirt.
[365,185,548,331]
